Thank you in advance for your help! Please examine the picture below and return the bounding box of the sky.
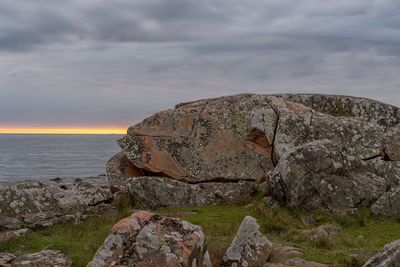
[1,0,400,133]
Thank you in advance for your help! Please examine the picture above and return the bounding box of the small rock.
[309,224,339,242]
[0,253,15,265]
[89,211,211,267]
[11,250,71,267]
[362,239,400,267]
[302,216,317,225]
[222,216,272,267]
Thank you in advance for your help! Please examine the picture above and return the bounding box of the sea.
[0,134,124,182]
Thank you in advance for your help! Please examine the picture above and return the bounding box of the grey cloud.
[0,0,400,127]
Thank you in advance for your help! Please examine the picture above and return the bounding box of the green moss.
[1,203,399,267]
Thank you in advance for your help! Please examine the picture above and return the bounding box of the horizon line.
[0,127,127,135]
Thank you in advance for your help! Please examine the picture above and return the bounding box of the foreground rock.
[222,216,272,267]
[362,239,400,267]
[0,250,71,267]
[127,176,256,209]
[0,175,113,230]
[89,210,211,267]
[107,93,400,215]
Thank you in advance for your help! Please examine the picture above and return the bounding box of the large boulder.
[89,210,211,267]
[362,239,400,267]
[0,176,113,230]
[109,94,392,186]
[118,94,278,183]
[222,216,273,267]
[270,140,387,211]
[106,93,400,214]
[127,176,257,209]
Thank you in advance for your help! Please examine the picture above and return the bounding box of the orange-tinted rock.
[89,211,211,267]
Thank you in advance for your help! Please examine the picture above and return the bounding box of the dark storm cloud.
[1,0,400,127]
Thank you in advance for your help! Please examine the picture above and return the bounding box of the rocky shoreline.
[1,93,400,266]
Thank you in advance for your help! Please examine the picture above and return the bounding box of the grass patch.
[0,209,131,267]
[1,202,400,266]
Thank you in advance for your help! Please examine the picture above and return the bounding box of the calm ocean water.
[0,134,124,182]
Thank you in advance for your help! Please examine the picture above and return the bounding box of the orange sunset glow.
[0,126,127,134]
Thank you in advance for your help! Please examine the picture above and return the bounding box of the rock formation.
[127,176,256,209]
[222,216,273,266]
[107,93,400,216]
[0,175,112,230]
[89,210,211,267]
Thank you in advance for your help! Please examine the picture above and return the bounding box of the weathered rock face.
[127,176,256,210]
[362,239,400,267]
[89,210,211,267]
[271,140,387,211]
[0,250,71,267]
[222,216,272,267]
[0,176,113,230]
[371,186,400,217]
[106,151,144,191]
[383,125,400,161]
[107,93,400,214]
[109,94,392,184]
[118,94,278,183]
[280,94,400,128]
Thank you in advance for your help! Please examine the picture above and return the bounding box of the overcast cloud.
[1,0,400,127]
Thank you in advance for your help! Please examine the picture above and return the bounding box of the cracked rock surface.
[108,93,400,215]
[127,176,257,209]
[89,210,211,267]
[222,216,273,267]
[0,175,113,230]
[362,239,400,267]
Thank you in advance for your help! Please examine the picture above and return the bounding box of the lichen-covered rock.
[0,176,113,229]
[308,224,339,242]
[89,210,211,267]
[106,151,144,191]
[383,125,400,161]
[362,239,400,267]
[268,96,384,159]
[222,216,272,267]
[118,94,278,183]
[371,187,400,217]
[127,176,256,209]
[280,94,400,127]
[107,93,400,215]
[4,250,71,267]
[271,140,387,211]
[0,253,15,266]
[110,94,392,187]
